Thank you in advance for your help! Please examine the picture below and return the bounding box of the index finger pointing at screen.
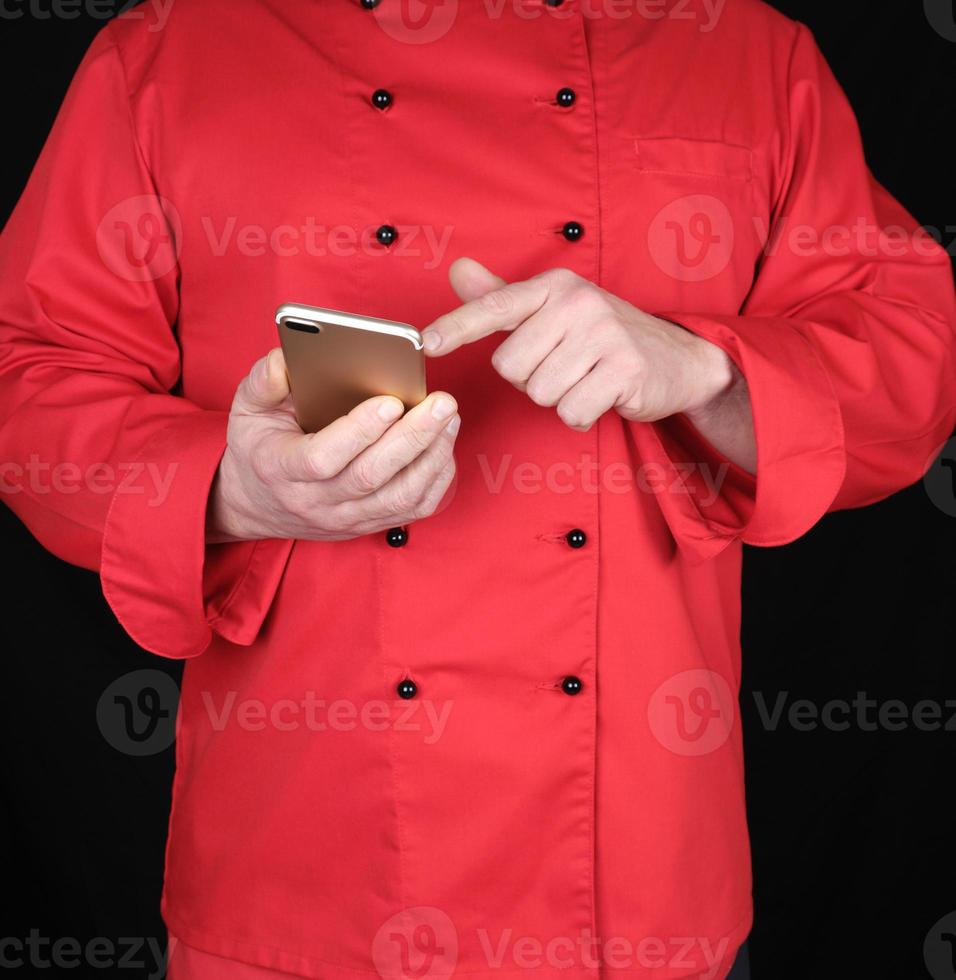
[422,261,550,356]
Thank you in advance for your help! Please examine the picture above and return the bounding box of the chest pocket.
[629,136,764,313]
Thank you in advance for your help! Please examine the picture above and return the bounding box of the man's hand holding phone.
[208,349,460,543]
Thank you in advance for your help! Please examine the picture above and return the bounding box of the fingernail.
[423,330,442,352]
[378,399,404,422]
[445,414,461,436]
[431,396,455,421]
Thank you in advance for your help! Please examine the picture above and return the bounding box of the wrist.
[684,338,739,420]
[206,451,259,543]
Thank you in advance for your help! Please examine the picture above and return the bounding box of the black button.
[361,0,381,8]
[561,221,584,242]
[566,528,587,548]
[561,676,583,696]
[556,87,576,107]
[385,526,408,547]
[372,88,392,110]
[545,0,565,6]
[397,679,418,700]
[376,224,398,246]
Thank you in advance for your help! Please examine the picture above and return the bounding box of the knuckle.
[478,288,514,316]
[303,446,338,482]
[567,283,605,316]
[414,497,438,520]
[349,418,379,451]
[625,387,646,418]
[491,350,521,382]
[525,378,552,406]
[628,351,648,382]
[597,312,627,340]
[545,267,578,289]
[314,458,340,483]
[402,425,433,455]
[384,486,416,519]
[417,464,455,519]
[557,404,585,429]
[347,456,380,495]
[446,309,470,339]
[232,377,253,413]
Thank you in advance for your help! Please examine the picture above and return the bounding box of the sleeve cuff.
[638,313,847,561]
[100,410,293,658]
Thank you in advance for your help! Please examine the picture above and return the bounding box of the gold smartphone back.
[276,304,427,433]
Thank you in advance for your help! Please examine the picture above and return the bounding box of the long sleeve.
[0,27,292,658]
[639,23,956,562]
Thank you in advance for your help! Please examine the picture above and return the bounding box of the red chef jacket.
[2,2,955,979]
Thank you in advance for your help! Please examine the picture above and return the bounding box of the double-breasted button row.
[386,527,587,548]
[362,9,583,248]
[394,676,583,699]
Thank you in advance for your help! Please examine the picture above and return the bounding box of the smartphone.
[275,303,427,433]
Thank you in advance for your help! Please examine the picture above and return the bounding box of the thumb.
[448,256,507,302]
[234,347,291,415]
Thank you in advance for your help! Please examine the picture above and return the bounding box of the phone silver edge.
[275,303,424,351]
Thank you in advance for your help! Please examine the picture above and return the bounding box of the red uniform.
[1,2,954,979]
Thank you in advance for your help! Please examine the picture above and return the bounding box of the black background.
[1,2,954,978]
